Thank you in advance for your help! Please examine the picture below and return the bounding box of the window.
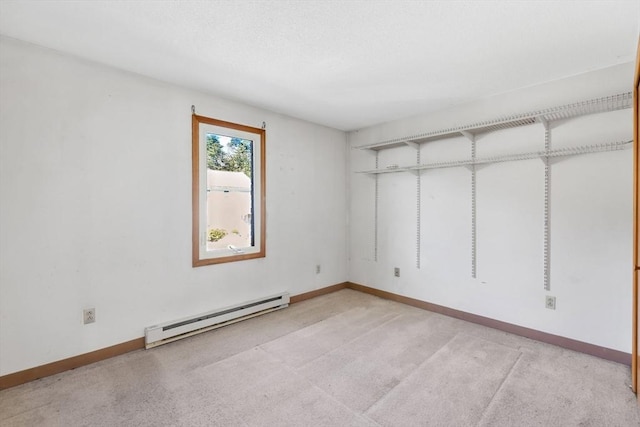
[192,113,265,266]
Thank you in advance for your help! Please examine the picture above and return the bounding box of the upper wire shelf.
[354,92,632,152]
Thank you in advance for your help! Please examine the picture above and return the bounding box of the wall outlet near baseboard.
[316,264,321,274]
[394,267,400,277]
[545,296,556,310]
[83,308,96,324]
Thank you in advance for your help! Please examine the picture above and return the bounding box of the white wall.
[0,37,348,376]
[349,63,635,353]
[0,36,634,378]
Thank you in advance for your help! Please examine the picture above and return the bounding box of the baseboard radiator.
[144,292,290,349]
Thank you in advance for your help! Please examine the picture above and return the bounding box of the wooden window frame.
[192,114,266,266]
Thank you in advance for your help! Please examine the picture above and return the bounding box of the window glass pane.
[205,133,253,252]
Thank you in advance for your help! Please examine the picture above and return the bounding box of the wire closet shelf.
[354,92,633,174]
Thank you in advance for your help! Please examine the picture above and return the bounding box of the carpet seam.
[249,298,372,352]
[290,311,449,416]
[474,351,524,427]
[287,297,445,371]
[301,311,405,364]
[275,363,385,426]
[264,311,405,370]
[362,333,460,415]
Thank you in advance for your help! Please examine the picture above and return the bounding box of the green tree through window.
[206,135,252,178]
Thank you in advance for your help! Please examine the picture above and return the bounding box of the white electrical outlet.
[394,267,400,277]
[545,296,556,310]
[83,308,96,324]
[316,264,321,274]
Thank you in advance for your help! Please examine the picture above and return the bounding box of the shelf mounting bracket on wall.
[374,151,379,262]
[416,146,421,269]
[460,130,478,278]
[541,116,551,291]
[537,116,549,130]
[460,130,475,142]
[404,140,419,149]
[471,137,477,278]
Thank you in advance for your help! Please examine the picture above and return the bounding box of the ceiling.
[0,1,638,131]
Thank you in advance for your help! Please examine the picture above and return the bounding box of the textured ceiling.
[0,1,638,131]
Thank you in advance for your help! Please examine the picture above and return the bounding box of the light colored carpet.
[1,289,639,426]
